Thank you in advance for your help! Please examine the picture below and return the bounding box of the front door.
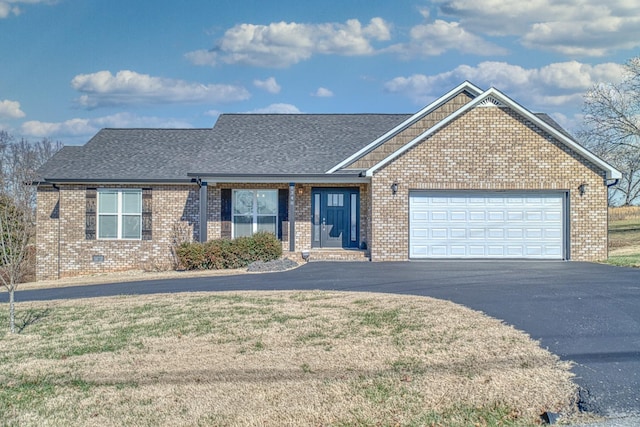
[312,188,359,248]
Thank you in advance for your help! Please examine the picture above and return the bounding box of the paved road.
[4,261,640,420]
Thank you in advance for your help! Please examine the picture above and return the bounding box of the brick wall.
[370,106,608,262]
[36,184,199,280]
[346,92,473,170]
[37,182,372,279]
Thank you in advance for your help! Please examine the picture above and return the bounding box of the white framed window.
[232,189,277,238]
[97,189,142,240]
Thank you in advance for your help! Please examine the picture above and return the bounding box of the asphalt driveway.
[4,261,640,419]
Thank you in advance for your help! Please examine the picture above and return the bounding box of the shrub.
[176,232,282,270]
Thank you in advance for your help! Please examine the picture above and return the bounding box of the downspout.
[289,183,295,252]
[196,178,208,243]
[605,178,619,260]
[52,183,61,280]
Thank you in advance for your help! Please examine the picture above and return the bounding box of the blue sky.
[0,0,638,145]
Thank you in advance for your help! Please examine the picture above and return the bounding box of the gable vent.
[478,96,505,107]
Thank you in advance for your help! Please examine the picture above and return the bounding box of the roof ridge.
[100,128,214,131]
[219,113,412,117]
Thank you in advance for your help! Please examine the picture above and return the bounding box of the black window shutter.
[278,189,288,241]
[141,188,152,240]
[85,188,96,240]
[221,189,232,239]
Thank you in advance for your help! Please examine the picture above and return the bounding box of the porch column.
[199,181,208,242]
[289,182,295,252]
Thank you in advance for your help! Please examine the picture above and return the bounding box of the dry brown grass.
[609,206,640,222]
[608,207,640,266]
[0,291,577,426]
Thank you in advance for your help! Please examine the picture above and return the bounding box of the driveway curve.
[4,261,640,419]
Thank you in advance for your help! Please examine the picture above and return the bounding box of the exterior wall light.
[391,181,399,195]
[578,183,588,196]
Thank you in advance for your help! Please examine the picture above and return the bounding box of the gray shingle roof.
[37,114,411,182]
[36,111,578,183]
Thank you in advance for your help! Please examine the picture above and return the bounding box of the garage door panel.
[450,228,466,238]
[412,211,428,221]
[469,211,486,221]
[450,246,467,256]
[450,211,466,221]
[507,211,524,220]
[488,211,505,221]
[412,228,428,238]
[506,246,524,256]
[525,228,543,238]
[488,246,505,256]
[469,246,486,256]
[469,228,485,239]
[430,246,447,256]
[409,192,565,259]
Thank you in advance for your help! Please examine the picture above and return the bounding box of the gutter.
[38,178,195,185]
[186,173,369,184]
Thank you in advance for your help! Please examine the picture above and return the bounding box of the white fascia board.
[366,87,622,180]
[365,90,488,177]
[326,81,484,174]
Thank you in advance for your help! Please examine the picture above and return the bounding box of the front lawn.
[0,291,577,426]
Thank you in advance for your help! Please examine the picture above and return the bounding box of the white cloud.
[253,77,281,94]
[21,112,193,138]
[204,109,222,118]
[71,70,251,109]
[312,87,334,97]
[384,60,625,110]
[435,0,640,56]
[388,19,507,57]
[0,0,56,18]
[247,103,301,114]
[186,18,392,68]
[0,99,26,119]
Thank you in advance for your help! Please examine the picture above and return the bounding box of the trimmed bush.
[176,232,282,270]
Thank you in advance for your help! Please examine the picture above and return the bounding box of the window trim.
[97,189,143,240]
[232,189,278,238]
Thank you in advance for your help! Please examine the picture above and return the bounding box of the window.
[97,189,142,239]
[233,190,277,238]
[327,193,344,207]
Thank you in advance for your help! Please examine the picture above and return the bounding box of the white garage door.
[409,192,565,259]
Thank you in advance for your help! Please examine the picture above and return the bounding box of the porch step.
[305,249,370,262]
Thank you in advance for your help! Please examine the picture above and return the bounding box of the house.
[35,82,621,280]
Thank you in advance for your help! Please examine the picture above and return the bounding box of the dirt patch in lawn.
[1,291,578,426]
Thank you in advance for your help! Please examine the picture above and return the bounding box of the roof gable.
[363,87,622,180]
[326,81,483,173]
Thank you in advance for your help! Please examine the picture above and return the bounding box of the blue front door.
[312,188,359,248]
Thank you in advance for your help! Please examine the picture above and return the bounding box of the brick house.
[35,82,620,280]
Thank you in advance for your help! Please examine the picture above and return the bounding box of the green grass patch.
[606,254,640,268]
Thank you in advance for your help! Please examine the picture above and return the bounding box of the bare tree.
[0,136,62,209]
[0,132,62,332]
[0,195,33,333]
[580,56,640,206]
